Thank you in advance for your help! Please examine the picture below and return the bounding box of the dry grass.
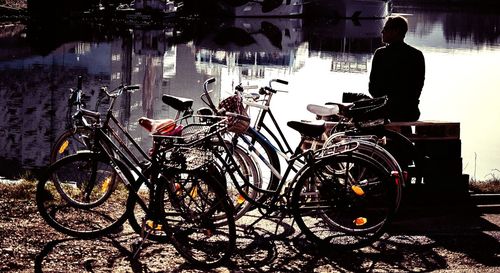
[469,179,500,193]
[0,178,36,199]
[0,0,26,9]
[469,170,500,193]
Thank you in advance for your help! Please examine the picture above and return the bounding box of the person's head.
[381,15,408,44]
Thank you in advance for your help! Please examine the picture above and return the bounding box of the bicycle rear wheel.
[161,169,236,267]
[324,132,403,176]
[36,152,133,238]
[292,153,401,250]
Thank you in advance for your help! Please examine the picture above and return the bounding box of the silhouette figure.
[369,15,425,122]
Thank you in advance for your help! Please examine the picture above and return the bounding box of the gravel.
[1,184,500,272]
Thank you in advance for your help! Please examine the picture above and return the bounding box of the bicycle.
[48,76,260,230]
[50,76,98,163]
[37,81,237,267]
[226,79,404,200]
[307,93,422,186]
[201,78,402,250]
[202,78,302,204]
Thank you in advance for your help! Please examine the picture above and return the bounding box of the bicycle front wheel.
[37,152,133,238]
[162,169,236,267]
[212,141,260,222]
[50,127,94,163]
[235,129,280,202]
[291,153,401,250]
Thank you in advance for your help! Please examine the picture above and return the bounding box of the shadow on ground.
[32,204,500,272]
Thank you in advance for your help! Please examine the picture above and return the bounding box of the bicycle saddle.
[287,120,325,138]
[307,103,350,121]
[138,117,179,135]
[161,95,193,112]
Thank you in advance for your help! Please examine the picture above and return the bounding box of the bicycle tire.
[50,127,94,163]
[211,141,260,222]
[37,152,135,238]
[161,169,236,267]
[291,153,401,250]
[328,127,420,183]
[324,133,403,178]
[235,129,280,202]
[128,141,258,241]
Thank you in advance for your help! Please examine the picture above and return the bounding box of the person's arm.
[369,49,385,98]
[415,51,425,99]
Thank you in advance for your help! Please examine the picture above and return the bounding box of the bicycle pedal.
[145,220,163,231]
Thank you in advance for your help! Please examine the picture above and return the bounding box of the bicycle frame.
[80,103,161,221]
[217,126,358,215]
[217,128,310,213]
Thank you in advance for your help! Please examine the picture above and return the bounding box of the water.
[1,8,499,180]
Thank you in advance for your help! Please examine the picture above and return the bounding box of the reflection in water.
[1,10,500,178]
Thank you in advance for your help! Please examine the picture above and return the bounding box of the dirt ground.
[1,181,500,273]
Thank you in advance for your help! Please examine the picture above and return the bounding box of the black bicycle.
[37,81,236,267]
[200,78,402,250]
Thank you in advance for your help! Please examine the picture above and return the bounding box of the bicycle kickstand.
[131,219,153,259]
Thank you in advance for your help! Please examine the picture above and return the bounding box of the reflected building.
[305,18,385,74]
[0,40,118,176]
[193,18,305,92]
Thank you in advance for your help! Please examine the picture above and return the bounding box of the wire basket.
[152,115,227,170]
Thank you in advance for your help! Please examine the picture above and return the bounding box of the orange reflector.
[101,176,112,193]
[354,217,367,226]
[190,186,198,198]
[237,195,246,204]
[351,185,365,196]
[58,140,69,154]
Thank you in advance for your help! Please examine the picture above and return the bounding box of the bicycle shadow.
[34,206,500,272]
[227,205,500,272]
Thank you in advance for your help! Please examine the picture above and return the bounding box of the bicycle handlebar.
[201,77,217,112]
[125,85,140,91]
[270,79,288,86]
[100,84,141,98]
[260,86,289,95]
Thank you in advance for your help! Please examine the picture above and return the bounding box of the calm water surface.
[1,9,499,180]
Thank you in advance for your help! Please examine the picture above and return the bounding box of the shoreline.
[393,0,500,10]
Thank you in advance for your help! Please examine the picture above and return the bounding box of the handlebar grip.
[77,76,83,90]
[275,79,288,85]
[206,78,216,84]
[264,86,276,93]
[125,85,140,91]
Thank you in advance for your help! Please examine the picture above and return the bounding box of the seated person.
[369,15,425,122]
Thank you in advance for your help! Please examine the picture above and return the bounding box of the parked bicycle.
[201,78,402,250]
[307,93,422,186]
[48,76,259,231]
[37,80,237,267]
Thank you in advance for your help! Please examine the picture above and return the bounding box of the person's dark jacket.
[369,41,425,122]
